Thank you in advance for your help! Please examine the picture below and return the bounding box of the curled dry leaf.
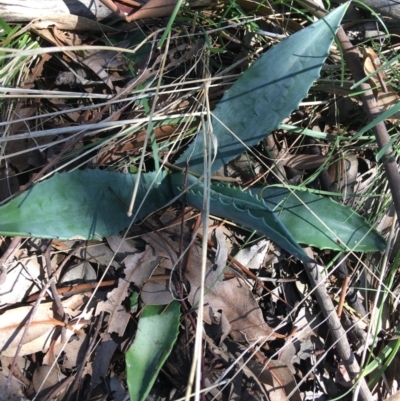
[127,0,178,21]
[100,0,178,21]
[362,47,400,123]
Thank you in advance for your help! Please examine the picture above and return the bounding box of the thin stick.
[337,275,350,318]
[0,236,22,285]
[44,242,65,321]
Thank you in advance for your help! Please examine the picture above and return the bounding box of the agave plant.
[0,3,385,263]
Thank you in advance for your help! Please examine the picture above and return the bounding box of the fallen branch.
[304,248,373,401]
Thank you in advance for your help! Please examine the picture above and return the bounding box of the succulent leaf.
[0,169,172,240]
[176,4,349,176]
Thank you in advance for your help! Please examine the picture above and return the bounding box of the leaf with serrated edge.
[170,173,313,262]
[176,4,348,175]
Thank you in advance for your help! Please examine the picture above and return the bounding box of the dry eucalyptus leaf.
[81,40,130,90]
[0,256,43,306]
[1,304,90,357]
[62,294,92,317]
[30,14,120,32]
[140,225,274,340]
[32,364,66,395]
[235,239,271,270]
[0,304,63,355]
[187,242,274,342]
[60,261,96,283]
[89,332,117,391]
[54,332,87,369]
[107,235,138,255]
[141,279,174,305]
[327,153,358,197]
[96,246,158,335]
[282,154,326,170]
[214,227,228,271]
[246,359,302,401]
[377,91,400,123]
[0,371,24,401]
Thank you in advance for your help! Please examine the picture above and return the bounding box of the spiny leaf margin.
[176,3,349,175]
[170,172,314,262]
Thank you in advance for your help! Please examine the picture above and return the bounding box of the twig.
[335,26,400,223]
[26,279,117,303]
[304,248,373,401]
[337,275,350,318]
[44,242,65,321]
[0,236,22,285]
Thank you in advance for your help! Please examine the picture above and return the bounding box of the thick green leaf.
[0,168,384,253]
[254,186,386,252]
[170,173,314,262]
[176,4,348,175]
[0,169,173,240]
[125,301,181,401]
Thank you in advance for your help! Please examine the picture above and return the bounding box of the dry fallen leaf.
[96,246,158,335]
[99,0,178,21]
[0,299,92,357]
[0,255,43,306]
[235,239,272,270]
[139,220,275,341]
[187,228,274,342]
[247,359,302,401]
[281,154,327,170]
[32,364,66,397]
[127,0,178,21]
[0,370,25,401]
[0,304,63,354]
[363,47,400,123]
[30,14,120,32]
